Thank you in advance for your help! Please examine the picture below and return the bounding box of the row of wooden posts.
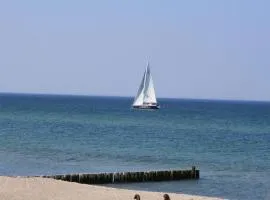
[41,166,199,184]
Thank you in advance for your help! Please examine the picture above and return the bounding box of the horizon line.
[0,91,269,103]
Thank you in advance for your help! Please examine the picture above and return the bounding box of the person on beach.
[163,194,170,200]
[134,194,141,200]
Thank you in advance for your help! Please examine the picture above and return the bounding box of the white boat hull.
[132,104,160,110]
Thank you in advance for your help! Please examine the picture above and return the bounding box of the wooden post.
[192,166,196,179]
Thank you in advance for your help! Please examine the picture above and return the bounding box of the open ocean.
[0,93,269,200]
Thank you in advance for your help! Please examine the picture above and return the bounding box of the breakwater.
[41,166,199,184]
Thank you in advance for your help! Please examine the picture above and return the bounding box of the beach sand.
[0,176,222,200]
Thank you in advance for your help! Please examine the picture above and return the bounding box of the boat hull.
[132,104,160,110]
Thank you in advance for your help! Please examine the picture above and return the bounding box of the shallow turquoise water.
[0,93,269,199]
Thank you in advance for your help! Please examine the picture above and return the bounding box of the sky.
[0,0,269,101]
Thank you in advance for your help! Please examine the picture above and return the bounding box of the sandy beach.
[0,176,223,200]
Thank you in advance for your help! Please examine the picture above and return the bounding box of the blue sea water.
[0,93,269,200]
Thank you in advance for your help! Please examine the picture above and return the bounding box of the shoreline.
[0,176,223,200]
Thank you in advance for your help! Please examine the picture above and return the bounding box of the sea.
[0,93,269,200]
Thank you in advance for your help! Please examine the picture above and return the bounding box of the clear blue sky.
[0,0,269,101]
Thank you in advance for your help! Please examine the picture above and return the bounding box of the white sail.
[133,70,146,106]
[143,66,157,104]
[133,63,158,107]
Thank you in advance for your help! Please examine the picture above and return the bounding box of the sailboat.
[132,62,160,109]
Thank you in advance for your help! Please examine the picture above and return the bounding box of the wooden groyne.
[41,166,199,185]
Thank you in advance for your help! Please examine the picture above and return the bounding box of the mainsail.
[143,66,157,104]
[133,63,158,107]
